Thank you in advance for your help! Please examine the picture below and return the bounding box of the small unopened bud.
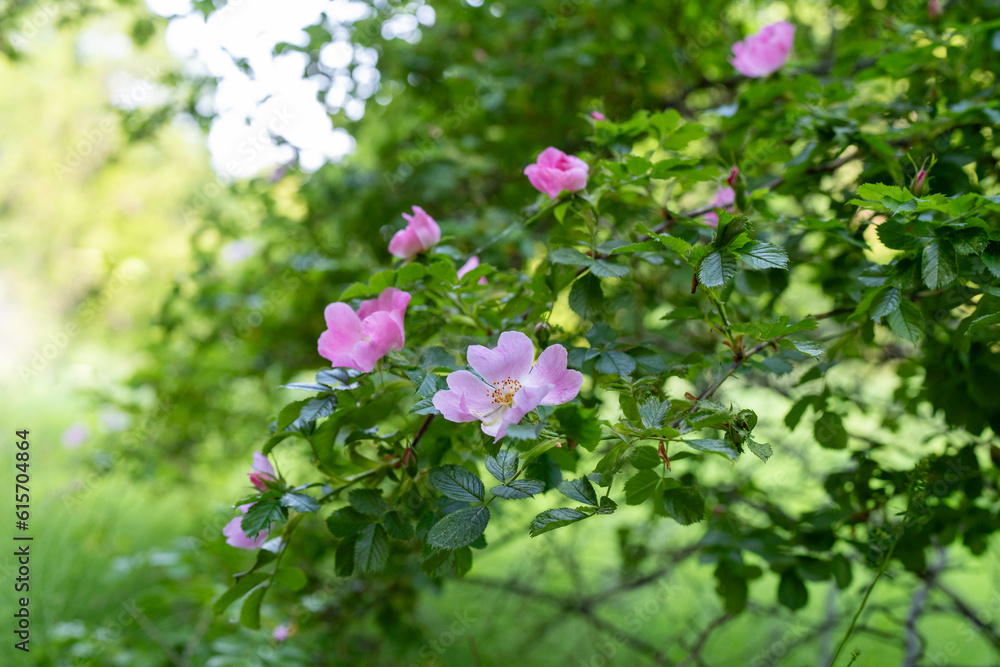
[534,322,550,332]
[726,166,739,187]
[911,169,928,195]
[928,0,943,19]
[590,111,606,121]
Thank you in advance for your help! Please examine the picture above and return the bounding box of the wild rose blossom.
[318,287,411,373]
[524,147,589,199]
[388,206,441,259]
[703,186,736,227]
[457,256,488,285]
[248,451,275,491]
[730,21,795,78]
[223,503,272,550]
[590,111,606,121]
[432,331,583,441]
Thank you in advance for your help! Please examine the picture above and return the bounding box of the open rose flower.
[389,206,440,259]
[318,287,411,373]
[703,186,736,227]
[457,256,488,285]
[730,21,795,78]
[248,451,275,491]
[432,331,583,441]
[223,503,273,550]
[524,147,589,199]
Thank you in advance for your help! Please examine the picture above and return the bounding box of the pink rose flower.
[524,147,589,199]
[388,206,441,259]
[248,451,276,491]
[432,331,583,441]
[457,256,488,285]
[929,0,942,18]
[223,503,272,550]
[703,186,736,227]
[730,21,795,78]
[318,287,412,373]
[590,111,606,121]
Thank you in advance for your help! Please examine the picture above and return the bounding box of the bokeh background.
[1,0,998,665]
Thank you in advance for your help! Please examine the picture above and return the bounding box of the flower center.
[489,377,522,407]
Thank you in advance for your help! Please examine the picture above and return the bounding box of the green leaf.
[731,316,817,340]
[590,259,630,278]
[982,247,1000,278]
[326,507,370,538]
[698,251,737,288]
[921,241,956,289]
[629,445,662,470]
[568,273,605,320]
[596,350,636,376]
[504,423,543,441]
[557,477,598,506]
[887,300,924,343]
[550,247,592,266]
[871,287,901,320]
[813,412,848,450]
[429,465,485,502]
[490,479,544,499]
[967,312,1000,335]
[747,438,773,463]
[485,450,519,483]
[212,573,268,614]
[662,487,705,525]
[777,570,809,611]
[280,492,319,514]
[684,438,740,462]
[239,586,267,630]
[277,400,309,432]
[354,523,389,574]
[348,489,389,516]
[426,506,490,549]
[735,241,788,270]
[553,405,603,451]
[382,511,415,540]
[335,536,356,576]
[638,398,669,429]
[273,567,307,592]
[241,500,286,539]
[610,240,663,254]
[528,508,593,537]
[624,470,662,505]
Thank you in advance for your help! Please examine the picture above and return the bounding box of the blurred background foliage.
[1,0,999,665]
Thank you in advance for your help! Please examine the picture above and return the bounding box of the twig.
[677,613,732,667]
[902,546,946,666]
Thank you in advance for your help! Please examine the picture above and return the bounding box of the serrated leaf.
[554,405,603,451]
[348,489,389,516]
[698,251,737,288]
[921,241,956,289]
[568,273,605,320]
[557,477,598,506]
[485,450,519,483]
[624,470,662,505]
[629,445,662,470]
[241,500,286,539]
[504,423,543,441]
[354,523,389,574]
[591,259,630,278]
[872,287,901,320]
[662,487,705,525]
[326,507,369,537]
[983,248,1000,278]
[273,567,307,592]
[528,508,593,537]
[747,438,773,462]
[638,398,669,429]
[887,300,924,343]
[280,492,319,514]
[280,382,330,392]
[966,312,1000,335]
[410,397,440,415]
[490,479,545,499]
[382,511,415,540]
[429,465,485,502]
[426,506,490,549]
[596,350,636,376]
[683,438,740,461]
[277,400,309,432]
[550,247,593,266]
[731,316,817,340]
[736,241,788,270]
[335,536,356,576]
[813,412,847,449]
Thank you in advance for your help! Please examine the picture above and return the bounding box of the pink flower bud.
[929,0,943,18]
[727,167,739,187]
[590,111,606,121]
[524,147,589,199]
[247,451,276,491]
[912,169,928,195]
[388,206,441,259]
[730,21,796,78]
